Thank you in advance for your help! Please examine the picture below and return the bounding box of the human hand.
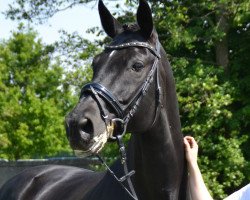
[184,136,213,200]
[184,136,198,166]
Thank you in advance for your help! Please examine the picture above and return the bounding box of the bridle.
[80,40,162,200]
[81,40,161,139]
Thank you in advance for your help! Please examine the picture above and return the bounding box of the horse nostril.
[78,118,93,142]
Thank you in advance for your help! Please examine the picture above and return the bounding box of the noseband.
[81,40,162,139]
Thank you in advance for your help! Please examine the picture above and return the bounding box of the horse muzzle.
[65,114,115,157]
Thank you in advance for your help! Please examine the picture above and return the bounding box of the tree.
[2,0,250,198]
[148,0,250,198]
[0,24,77,160]
[4,0,99,24]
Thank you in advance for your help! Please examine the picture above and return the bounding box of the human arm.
[184,136,213,200]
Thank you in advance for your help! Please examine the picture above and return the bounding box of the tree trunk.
[215,12,229,73]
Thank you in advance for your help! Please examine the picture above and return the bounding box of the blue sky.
[0,0,105,43]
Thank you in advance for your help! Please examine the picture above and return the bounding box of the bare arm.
[184,136,213,200]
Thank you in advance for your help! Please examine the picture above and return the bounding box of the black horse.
[0,0,188,199]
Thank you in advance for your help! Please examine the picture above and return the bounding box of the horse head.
[65,0,163,156]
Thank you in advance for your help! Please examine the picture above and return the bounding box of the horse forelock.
[112,23,158,45]
[122,23,140,32]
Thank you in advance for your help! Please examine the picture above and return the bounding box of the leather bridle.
[80,40,162,200]
[81,40,162,139]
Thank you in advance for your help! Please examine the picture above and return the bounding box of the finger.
[185,136,197,148]
[183,138,190,150]
[184,136,192,140]
[185,136,194,145]
[189,137,198,148]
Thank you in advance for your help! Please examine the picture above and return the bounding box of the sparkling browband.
[105,42,161,58]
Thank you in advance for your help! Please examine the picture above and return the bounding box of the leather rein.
[80,40,162,200]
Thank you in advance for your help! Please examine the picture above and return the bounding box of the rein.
[80,40,162,200]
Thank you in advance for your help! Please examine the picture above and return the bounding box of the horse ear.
[137,0,153,39]
[98,0,123,38]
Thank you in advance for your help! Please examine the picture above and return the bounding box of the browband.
[105,42,161,59]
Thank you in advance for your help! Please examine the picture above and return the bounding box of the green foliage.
[151,0,250,198]
[173,58,247,198]
[0,25,76,160]
[2,0,250,199]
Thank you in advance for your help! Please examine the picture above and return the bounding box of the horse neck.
[128,52,185,199]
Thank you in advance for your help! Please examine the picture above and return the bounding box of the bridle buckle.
[109,118,127,140]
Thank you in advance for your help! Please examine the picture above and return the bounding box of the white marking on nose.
[109,50,116,58]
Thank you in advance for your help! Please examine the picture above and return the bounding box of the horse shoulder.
[0,165,105,200]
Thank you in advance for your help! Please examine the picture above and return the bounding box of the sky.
[0,0,106,44]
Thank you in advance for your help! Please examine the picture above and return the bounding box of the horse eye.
[132,62,144,72]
